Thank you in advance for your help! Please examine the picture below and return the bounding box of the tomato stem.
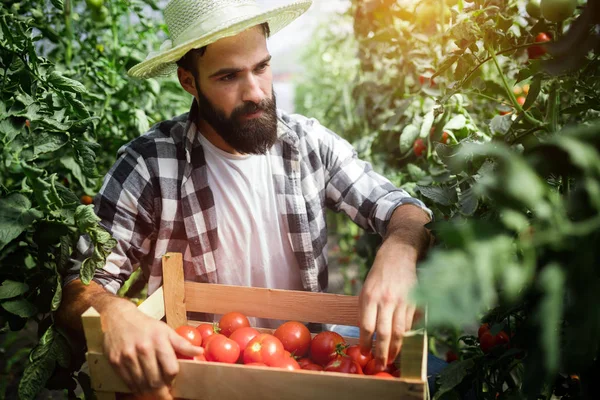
[63,0,73,66]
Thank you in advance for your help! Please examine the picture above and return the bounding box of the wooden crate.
[82,253,428,400]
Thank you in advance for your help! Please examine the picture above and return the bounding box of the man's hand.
[358,239,418,370]
[102,303,204,399]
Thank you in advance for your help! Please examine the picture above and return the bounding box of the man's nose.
[242,75,264,105]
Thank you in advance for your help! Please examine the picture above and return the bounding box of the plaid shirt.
[64,99,432,296]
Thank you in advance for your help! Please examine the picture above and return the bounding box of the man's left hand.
[358,238,419,371]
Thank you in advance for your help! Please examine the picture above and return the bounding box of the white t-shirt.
[198,134,304,328]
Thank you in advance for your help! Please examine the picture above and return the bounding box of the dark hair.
[176,22,271,75]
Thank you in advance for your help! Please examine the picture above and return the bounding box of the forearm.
[381,204,433,262]
[54,279,136,340]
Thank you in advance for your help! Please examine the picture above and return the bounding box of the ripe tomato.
[527,33,551,59]
[81,195,93,205]
[446,350,458,363]
[303,363,324,371]
[245,362,268,367]
[478,323,490,339]
[194,354,206,362]
[495,331,510,346]
[374,371,394,379]
[270,356,301,371]
[25,119,31,128]
[196,323,219,345]
[479,331,496,353]
[274,321,312,358]
[309,331,346,366]
[229,327,260,357]
[204,334,240,364]
[441,131,450,144]
[540,0,576,22]
[418,75,427,86]
[324,356,363,374]
[297,357,313,368]
[175,325,203,347]
[517,96,526,107]
[363,358,396,375]
[243,333,285,366]
[345,345,373,369]
[413,138,426,157]
[219,312,250,337]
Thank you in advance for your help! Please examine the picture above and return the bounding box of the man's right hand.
[102,303,204,399]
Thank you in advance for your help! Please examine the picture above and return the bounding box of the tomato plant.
[540,0,577,22]
[309,331,346,366]
[204,334,240,364]
[273,321,311,357]
[219,312,250,337]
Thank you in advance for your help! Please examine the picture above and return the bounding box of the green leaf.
[420,110,435,139]
[74,205,100,232]
[443,115,467,131]
[417,185,458,206]
[50,0,63,10]
[0,280,29,300]
[400,124,420,153]
[31,325,55,362]
[0,193,43,251]
[458,187,478,216]
[134,109,150,134]
[33,132,68,156]
[51,331,71,368]
[18,356,55,400]
[73,140,99,178]
[536,264,564,374]
[0,118,21,144]
[433,358,475,400]
[51,274,62,311]
[1,298,38,317]
[489,115,512,136]
[48,71,86,94]
[523,75,542,111]
[80,257,97,285]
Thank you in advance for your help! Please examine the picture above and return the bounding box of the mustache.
[231,98,272,118]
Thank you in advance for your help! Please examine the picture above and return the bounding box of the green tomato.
[86,0,103,10]
[540,0,576,22]
[91,5,108,22]
[526,0,541,18]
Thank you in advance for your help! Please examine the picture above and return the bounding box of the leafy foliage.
[296,0,600,398]
[0,0,189,397]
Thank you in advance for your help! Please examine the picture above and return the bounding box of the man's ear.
[177,66,197,97]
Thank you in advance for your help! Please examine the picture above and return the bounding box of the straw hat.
[128,0,312,79]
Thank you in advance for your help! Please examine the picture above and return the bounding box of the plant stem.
[546,81,559,132]
[487,45,544,126]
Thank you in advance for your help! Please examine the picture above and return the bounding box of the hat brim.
[127,1,312,79]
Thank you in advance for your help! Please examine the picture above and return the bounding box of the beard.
[195,79,278,155]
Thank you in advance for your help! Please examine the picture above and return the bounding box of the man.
[55,0,434,398]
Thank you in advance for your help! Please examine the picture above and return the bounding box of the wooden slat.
[87,352,425,400]
[184,282,360,326]
[137,286,165,320]
[400,330,428,381]
[82,307,103,353]
[162,253,187,329]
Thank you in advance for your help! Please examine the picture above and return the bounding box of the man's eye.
[256,63,269,72]
[220,74,236,82]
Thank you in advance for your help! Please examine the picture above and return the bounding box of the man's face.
[192,26,277,155]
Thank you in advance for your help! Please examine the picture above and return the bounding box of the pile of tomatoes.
[174,312,401,379]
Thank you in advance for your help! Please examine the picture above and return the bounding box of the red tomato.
[245,362,268,367]
[80,195,93,205]
[527,32,551,59]
[274,321,312,358]
[446,350,458,363]
[374,372,394,379]
[204,334,240,364]
[194,354,206,362]
[219,312,250,337]
[196,323,219,345]
[229,327,260,357]
[441,131,450,144]
[413,138,426,157]
[243,333,285,366]
[392,369,401,378]
[345,345,373,369]
[364,359,396,375]
[324,356,363,374]
[310,331,346,366]
[302,363,324,371]
[270,356,301,371]
[297,357,313,368]
[175,325,203,347]
[418,75,427,85]
[478,323,490,339]
[283,350,292,358]
[480,331,496,353]
[517,96,526,106]
[495,331,510,346]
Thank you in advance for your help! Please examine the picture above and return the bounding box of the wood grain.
[184,282,360,326]
[81,307,103,353]
[162,253,187,329]
[137,286,165,320]
[87,352,426,400]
